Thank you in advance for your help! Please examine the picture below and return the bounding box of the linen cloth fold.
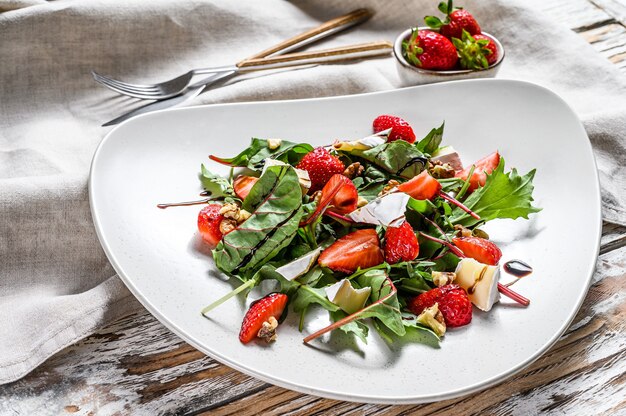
[1,0,624,384]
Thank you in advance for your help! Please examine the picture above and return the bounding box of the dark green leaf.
[211,138,313,170]
[213,165,304,278]
[340,140,427,179]
[416,122,445,155]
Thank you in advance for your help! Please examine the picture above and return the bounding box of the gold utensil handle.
[242,8,372,61]
[237,41,393,70]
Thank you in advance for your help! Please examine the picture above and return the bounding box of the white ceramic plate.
[90,79,601,404]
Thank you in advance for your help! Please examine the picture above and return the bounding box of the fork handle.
[236,41,393,70]
[243,8,372,61]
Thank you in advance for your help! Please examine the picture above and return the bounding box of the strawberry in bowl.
[393,1,504,85]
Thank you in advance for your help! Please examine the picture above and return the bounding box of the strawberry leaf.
[213,165,304,278]
[424,15,443,29]
[450,158,541,227]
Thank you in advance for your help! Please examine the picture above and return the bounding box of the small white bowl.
[393,27,505,85]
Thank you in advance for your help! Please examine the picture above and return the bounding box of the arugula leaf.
[199,164,233,198]
[213,165,304,278]
[450,158,541,227]
[416,122,444,155]
[330,310,369,343]
[292,285,340,313]
[341,140,427,179]
[355,270,405,337]
[400,311,441,342]
[211,138,312,170]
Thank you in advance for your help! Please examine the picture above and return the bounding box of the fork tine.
[92,71,160,91]
[94,78,166,99]
[93,73,162,94]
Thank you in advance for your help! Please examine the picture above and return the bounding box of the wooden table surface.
[2,1,626,415]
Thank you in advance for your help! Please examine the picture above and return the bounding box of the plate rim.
[89,79,602,404]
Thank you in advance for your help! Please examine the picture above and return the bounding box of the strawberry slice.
[318,229,384,273]
[302,174,357,225]
[455,151,500,192]
[198,204,225,248]
[397,170,442,200]
[233,175,258,200]
[452,236,502,265]
[384,221,419,264]
[409,284,472,327]
[239,293,288,344]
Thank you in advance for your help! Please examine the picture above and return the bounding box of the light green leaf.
[354,270,406,337]
[199,164,233,198]
[292,285,340,313]
[450,158,541,227]
[330,310,369,343]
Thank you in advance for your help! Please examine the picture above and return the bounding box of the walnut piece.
[454,224,473,238]
[428,160,455,179]
[357,196,368,208]
[220,203,250,224]
[343,162,364,179]
[432,271,456,287]
[379,179,400,196]
[267,138,282,150]
[257,316,279,343]
[416,303,446,337]
[219,219,237,235]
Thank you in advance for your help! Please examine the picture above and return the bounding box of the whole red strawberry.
[384,221,419,264]
[402,29,458,71]
[239,293,288,344]
[452,236,502,265]
[425,1,481,40]
[198,204,225,248]
[296,147,345,193]
[409,284,472,327]
[373,115,416,143]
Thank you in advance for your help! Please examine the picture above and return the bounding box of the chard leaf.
[293,285,340,313]
[450,158,541,227]
[341,140,427,179]
[213,165,304,278]
[330,310,369,343]
[416,122,444,155]
[200,164,233,198]
[211,138,313,171]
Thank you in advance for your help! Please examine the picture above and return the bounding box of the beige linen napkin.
[1,0,624,384]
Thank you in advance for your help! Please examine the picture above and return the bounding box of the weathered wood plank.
[591,0,626,25]
[580,23,626,69]
[538,0,614,31]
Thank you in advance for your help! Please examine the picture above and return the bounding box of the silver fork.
[92,9,371,100]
